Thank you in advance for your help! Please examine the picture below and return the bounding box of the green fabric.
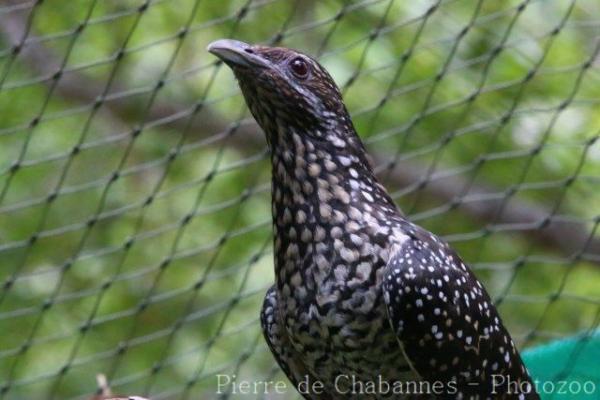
[521,331,600,399]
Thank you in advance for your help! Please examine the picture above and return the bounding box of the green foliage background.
[0,0,599,398]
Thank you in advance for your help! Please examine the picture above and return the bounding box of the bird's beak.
[207,39,270,69]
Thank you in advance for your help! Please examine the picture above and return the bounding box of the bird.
[208,39,540,400]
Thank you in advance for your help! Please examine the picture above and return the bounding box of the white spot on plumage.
[341,247,358,263]
[308,163,321,177]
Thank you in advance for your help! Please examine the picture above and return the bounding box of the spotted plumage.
[208,39,539,399]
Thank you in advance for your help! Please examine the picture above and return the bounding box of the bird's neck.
[270,128,377,216]
[269,126,398,278]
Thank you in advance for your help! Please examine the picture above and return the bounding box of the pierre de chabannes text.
[216,374,595,396]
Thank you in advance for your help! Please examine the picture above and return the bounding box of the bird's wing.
[382,224,538,399]
[260,286,331,400]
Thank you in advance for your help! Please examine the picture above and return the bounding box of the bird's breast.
[269,169,417,387]
[274,219,394,353]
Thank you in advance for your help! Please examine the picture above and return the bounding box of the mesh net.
[0,0,599,398]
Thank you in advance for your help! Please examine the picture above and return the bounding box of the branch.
[375,156,600,260]
[0,10,261,137]
[1,9,598,264]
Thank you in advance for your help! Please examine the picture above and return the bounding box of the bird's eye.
[289,57,309,78]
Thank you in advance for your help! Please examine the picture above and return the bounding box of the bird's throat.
[269,127,395,284]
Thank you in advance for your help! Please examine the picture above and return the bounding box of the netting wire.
[0,0,599,399]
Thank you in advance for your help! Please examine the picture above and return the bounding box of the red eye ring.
[289,57,309,78]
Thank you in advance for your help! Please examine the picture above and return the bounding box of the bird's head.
[208,39,363,154]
